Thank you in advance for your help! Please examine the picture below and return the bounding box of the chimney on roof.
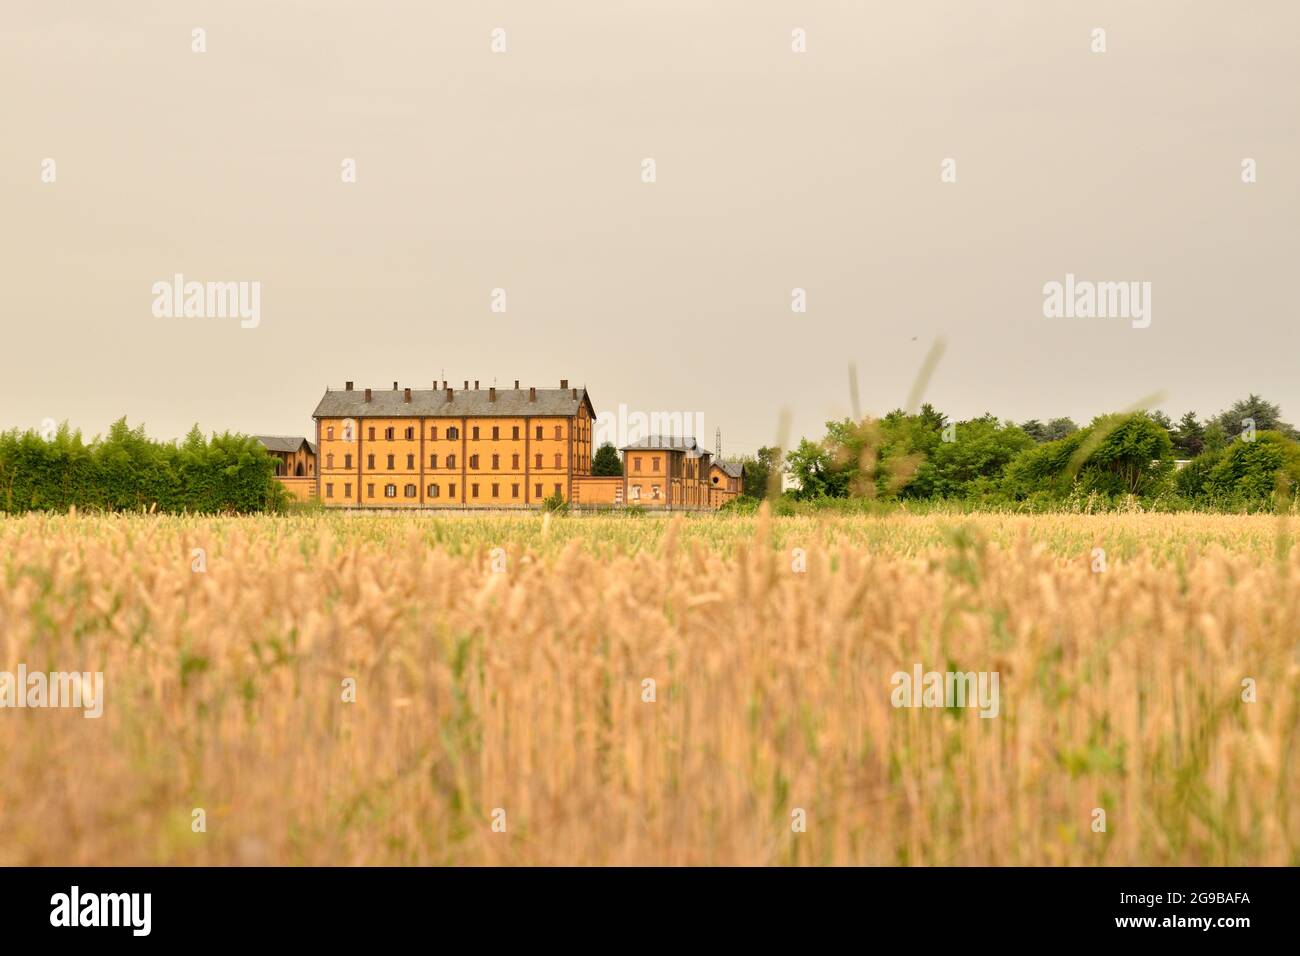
[571,387,577,399]
[489,386,496,402]
[560,379,568,389]
[529,387,536,402]
[514,379,519,389]
[364,388,372,403]
[463,380,468,390]
[393,381,398,390]
[345,381,354,391]
[446,387,453,401]
[404,387,412,403]
[474,380,480,390]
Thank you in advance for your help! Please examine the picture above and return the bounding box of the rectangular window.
[511,483,519,498]
[385,427,394,441]
[653,458,660,472]
[327,426,335,440]
[553,483,562,497]
[492,454,499,469]
[430,454,438,469]
[430,426,438,441]
[512,453,519,468]
[344,454,352,468]
[367,454,375,469]
[405,427,414,441]
[470,454,479,469]
[554,425,561,440]
[492,426,499,440]
[367,484,375,498]
[368,427,375,441]
[491,483,499,498]
[448,454,457,468]
[387,454,395,469]
[326,483,334,497]
[534,453,542,468]
[472,426,480,440]
[535,426,543,440]
[449,483,457,498]
[406,454,414,469]
[471,483,479,498]
[554,453,561,469]
[344,483,352,497]
[428,484,439,498]
[534,483,542,499]
[634,457,642,472]
[512,426,520,440]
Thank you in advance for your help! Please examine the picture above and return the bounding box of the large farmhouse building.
[310,380,742,510]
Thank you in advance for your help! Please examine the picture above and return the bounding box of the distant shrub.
[541,492,569,514]
[718,495,760,515]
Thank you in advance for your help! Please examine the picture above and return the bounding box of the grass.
[0,507,1295,865]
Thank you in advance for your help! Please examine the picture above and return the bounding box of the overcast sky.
[3,1,1297,455]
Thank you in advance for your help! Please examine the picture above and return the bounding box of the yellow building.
[254,436,318,502]
[708,459,745,507]
[313,380,595,508]
[619,436,728,509]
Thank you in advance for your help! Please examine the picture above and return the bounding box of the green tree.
[1043,417,1079,442]
[741,445,783,498]
[591,442,622,476]
[1148,410,1174,432]
[1020,419,1048,443]
[1176,431,1300,505]
[1003,412,1173,498]
[790,410,947,501]
[785,437,846,499]
[1211,394,1297,440]
[912,415,1033,498]
[1171,411,1205,457]
[1202,421,1229,454]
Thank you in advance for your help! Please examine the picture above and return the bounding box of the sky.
[3,1,1297,456]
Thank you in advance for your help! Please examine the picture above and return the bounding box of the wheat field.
[0,508,1295,866]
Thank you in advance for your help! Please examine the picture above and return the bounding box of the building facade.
[254,436,317,501]
[314,380,596,508]
[311,380,740,510]
[708,459,745,507]
[620,436,742,509]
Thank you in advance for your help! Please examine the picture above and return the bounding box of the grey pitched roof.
[254,435,313,454]
[715,459,744,478]
[620,435,699,452]
[313,386,593,419]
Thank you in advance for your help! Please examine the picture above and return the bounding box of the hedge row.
[0,419,287,514]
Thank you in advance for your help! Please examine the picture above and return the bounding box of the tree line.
[730,394,1300,511]
[0,419,287,514]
